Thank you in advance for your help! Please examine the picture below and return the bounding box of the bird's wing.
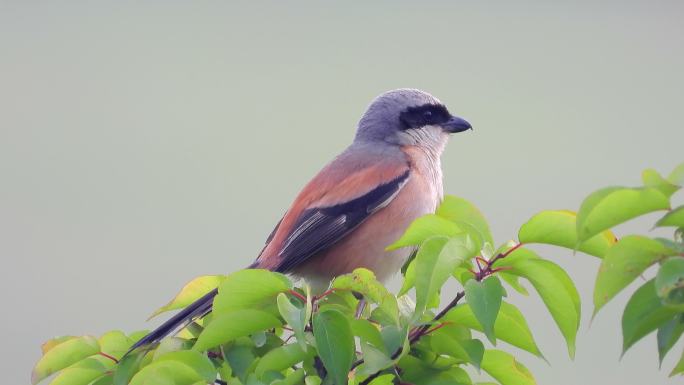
[253,152,411,273]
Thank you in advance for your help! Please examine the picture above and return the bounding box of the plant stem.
[356,242,524,382]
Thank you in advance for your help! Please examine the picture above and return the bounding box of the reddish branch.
[357,242,524,384]
[98,352,119,364]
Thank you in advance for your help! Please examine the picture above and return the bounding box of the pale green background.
[2,1,683,384]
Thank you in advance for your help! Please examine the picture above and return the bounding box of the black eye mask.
[399,104,451,130]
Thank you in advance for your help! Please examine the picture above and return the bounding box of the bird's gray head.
[355,89,471,152]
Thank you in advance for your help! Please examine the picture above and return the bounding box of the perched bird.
[127,88,471,353]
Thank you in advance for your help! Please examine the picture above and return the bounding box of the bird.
[126,88,472,354]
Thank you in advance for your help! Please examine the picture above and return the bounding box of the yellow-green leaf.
[656,206,684,228]
[193,309,282,351]
[481,349,536,385]
[642,168,680,197]
[149,275,225,320]
[333,268,399,325]
[668,161,684,186]
[214,269,291,315]
[98,331,133,361]
[413,236,474,316]
[153,351,216,382]
[576,186,670,242]
[594,236,676,314]
[497,257,580,358]
[255,344,308,378]
[40,336,76,355]
[444,302,543,358]
[32,335,100,385]
[436,195,495,246]
[518,210,617,258]
[387,214,464,250]
[129,360,202,385]
[48,356,113,385]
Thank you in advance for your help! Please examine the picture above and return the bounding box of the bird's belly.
[292,176,439,291]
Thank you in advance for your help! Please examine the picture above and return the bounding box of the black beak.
[442,115,472,133]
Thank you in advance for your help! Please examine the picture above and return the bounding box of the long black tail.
[124,287,218,357]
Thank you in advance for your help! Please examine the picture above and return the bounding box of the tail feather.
[124,288,218,357]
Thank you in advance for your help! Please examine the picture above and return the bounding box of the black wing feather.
[274,170,410,273]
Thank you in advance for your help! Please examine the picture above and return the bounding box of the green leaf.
[499,273,529,296]
[255,344,308,378]
[357,341,394,376]
[271,368,306,385]
[366,374,395,385]
[642,168,680,197]
[436,195,495,246]
[656,257,684,305]
[40,336,76,355]
[464,277,505,344]
[622,279,684,354]
[397,355,472,385]
[656,237,684,253]
[312,309,354,385]
[127,330,150,345]
[444,302,543,358]
[518,210,617,258]
[494,247,539,295]
[671,347,684,377]
[430,334,484,370]
[414,236,474,315]
[272,368,306,385]
[112,353,143,385]
[32,335,100,385]
[497,258,580,358]
[98,331,133,361]
[48,356,114,385]
[193,309,282,351]
[481,349,536,385]
[91,374,114,385]
[277,293,310,352]
[223,342,255,381]
[668,161,684,186]
[152,338,191,360]
[576,186,670,242]
[129,360,203,385]
[153,351,216,382]
[380,324,408,358]
[149,275,225,320]
[656,206,684,228]
[214,269,292,315]
[657,314,684,365]
[594,236,676,314]
[351,319,385,352]
[332,268,399,325]
[387,215,464,250]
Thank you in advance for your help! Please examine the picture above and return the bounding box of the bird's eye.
[423,111,433,119]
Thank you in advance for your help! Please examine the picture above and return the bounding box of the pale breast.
[292,169,441,290]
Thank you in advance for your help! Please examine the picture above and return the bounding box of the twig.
[288,289,307,303]
[98,352,119,364]
[356,242,524,383]
[409,291,465,344]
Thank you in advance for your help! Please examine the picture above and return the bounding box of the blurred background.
[2,1,683,384]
